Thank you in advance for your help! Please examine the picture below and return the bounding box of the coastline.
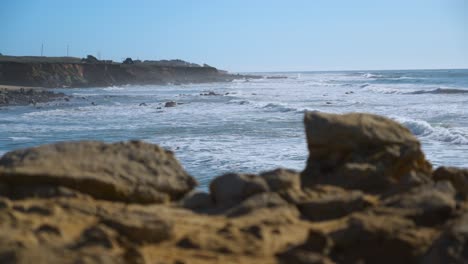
[0,85,65,107]
[0,55,260,88]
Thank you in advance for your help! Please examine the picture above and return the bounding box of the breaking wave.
[408,88,468,95]
[396,117,468,145]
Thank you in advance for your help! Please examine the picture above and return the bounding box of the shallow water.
[1,69,467,188]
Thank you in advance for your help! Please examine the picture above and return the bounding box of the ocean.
[1,69,467,188]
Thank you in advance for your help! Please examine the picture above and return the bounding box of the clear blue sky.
[1,0,467,72]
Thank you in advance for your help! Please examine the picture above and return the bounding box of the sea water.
[1,69,467,188]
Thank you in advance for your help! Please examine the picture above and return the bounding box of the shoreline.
[0,85,66,107]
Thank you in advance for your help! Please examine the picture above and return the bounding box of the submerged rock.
[0,141,196,203]
[301,111,432,194]
[164,101,177,107]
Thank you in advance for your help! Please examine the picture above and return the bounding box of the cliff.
[0,56,252,88]
[0,112,467,263]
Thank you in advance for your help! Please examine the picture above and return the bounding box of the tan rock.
[301,112,432,194]
[209,173,269,207]
[0,141,197,203]
[260,168,301,192]
[297,186,377,221]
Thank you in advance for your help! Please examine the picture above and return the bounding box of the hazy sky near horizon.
[1,0,467,72]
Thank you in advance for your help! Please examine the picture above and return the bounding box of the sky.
[1,0,467,72]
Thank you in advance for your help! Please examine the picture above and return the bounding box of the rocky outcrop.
[301,111,432,194]
[0,141,196,203]
[0,111,467,263]
[0,56,259,88]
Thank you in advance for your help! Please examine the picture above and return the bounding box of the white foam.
[8,137,33,141]
[395,117,468,145]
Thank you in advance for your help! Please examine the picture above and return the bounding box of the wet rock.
[422,210,468,264]
[383,182,456,226]
[433,166,468,199]
[301,112,432,194]
[209,173,269,207]
[330,212,437,264]
[0,141,196,203]
[164,101,177,107]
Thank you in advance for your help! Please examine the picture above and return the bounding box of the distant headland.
[0,55,259,88]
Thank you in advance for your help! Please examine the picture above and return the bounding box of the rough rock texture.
[0,141,196,203]
[433,166,468,199]
[301,111,433,194]
[0,112,467,264]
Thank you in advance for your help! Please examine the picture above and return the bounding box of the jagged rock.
[330,212,438,264]
[164,101,177,107]
[260,168,301,192]
[301,112,432,194]
[226,192,289,217]
[0,141,197,203]
[297,186,377,221]
[383,182,456,226]
[209,173,269,207]
[422,210,468,263]
[433,166,468,199]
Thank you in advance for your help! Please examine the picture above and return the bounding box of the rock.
[330,212,438,264]
[383,182,456,226]
[179,191,214,211]
[164,101,177,107]
[209,173,269,207]
[101,210,173,244]
[260,168,301,192]
[277,251,335,264]
[433,166,468,199]
[422,210,468,264]
[297,186,377,221]
[226,192,289,217]
[277,229,335,264]
[301,112,432,194]
[0,141,196,203]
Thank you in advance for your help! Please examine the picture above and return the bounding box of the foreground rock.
[0,141,196,203]
[0,112,467,263]
[301,111,432,194]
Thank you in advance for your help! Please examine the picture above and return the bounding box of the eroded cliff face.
[0,112,467,263]
[0,61,238,88]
